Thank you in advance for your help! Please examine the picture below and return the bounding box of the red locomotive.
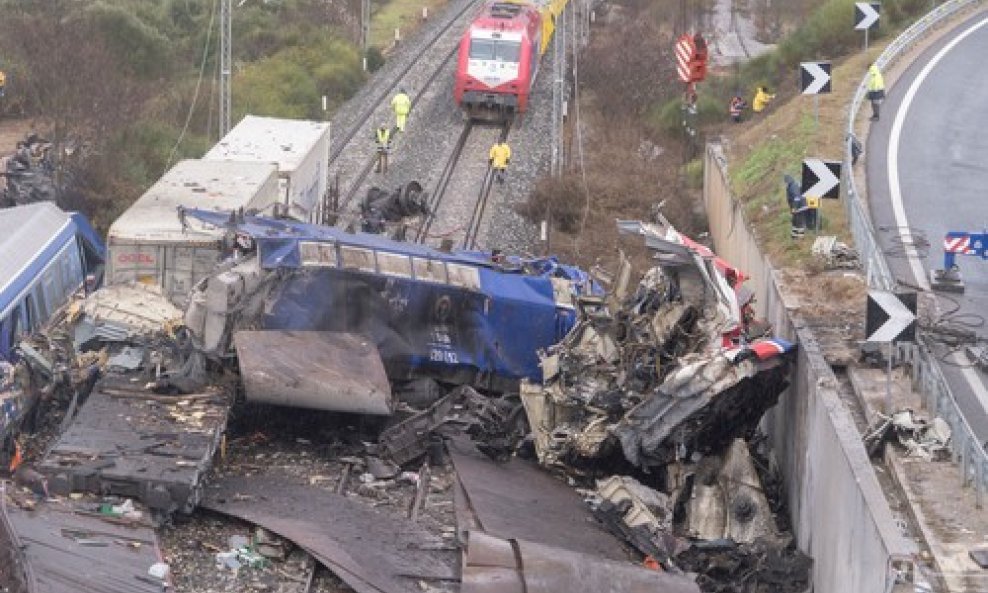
[453,0,544,120]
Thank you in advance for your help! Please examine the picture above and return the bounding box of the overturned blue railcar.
[182,208,598,391]
[0,202,105,360]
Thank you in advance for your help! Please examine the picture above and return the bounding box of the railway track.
[414,122,510,250]
[327,0,481,222]
[333,37,458,216]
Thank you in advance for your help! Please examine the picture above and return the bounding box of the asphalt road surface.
[867,11,988,442]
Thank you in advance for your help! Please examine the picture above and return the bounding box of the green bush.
[647,93,723,135]
[235,38,365,119]
[683,159,704,190]
[84,2,173,78]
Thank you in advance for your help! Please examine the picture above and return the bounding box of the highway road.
[866,10,988,441]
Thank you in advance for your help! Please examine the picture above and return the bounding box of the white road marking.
[888,16,988,419]
[888,16,988,291]
[951,351,988,418]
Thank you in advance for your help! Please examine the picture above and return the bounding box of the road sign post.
[855,2,881,50]
[866,290,917,413]
[800,62,831,127]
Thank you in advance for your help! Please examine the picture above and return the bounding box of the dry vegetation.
[515,0,910,342]
[518,0,703,272]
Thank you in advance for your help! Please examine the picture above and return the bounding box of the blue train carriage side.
[181,208,598,393]
[0,202,106,361]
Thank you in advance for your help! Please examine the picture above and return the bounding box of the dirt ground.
[0,118,36,153]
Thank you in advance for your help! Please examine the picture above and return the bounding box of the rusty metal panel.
[202,475,456,593]
[463,531,701,593]
[1,488,163,593]
[448,438,628,561]
[234,331,393,415]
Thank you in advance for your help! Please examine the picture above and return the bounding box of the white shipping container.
[204,115,331,223]
[107,159,280,307]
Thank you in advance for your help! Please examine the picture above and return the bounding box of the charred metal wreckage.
[1,206,813,593]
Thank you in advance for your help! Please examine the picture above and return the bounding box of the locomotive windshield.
[469,39,521,62]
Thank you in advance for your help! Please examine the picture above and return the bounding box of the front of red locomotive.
[454,1,541,121]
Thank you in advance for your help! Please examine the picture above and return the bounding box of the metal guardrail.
[844,0,987,506]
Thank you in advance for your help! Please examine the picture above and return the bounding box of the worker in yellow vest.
[867,63,885,121]
[489,141,511,185]
[391,88,411,132]
[374,123,392,173]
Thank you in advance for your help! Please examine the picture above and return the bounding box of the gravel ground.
[328,0,479,225]
[327,0,563,258]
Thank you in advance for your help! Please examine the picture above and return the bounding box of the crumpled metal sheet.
[201,475,457,593]
[448,438,629,561]
[1,488,163,593]
[234,330,393,415]
[79,283,184,336]
[106,346,145,371]
[683,439,778,544]
[864,409,953,461]
[379,386,509,465]
[596,475,671,531]
[462,531,701,593]
[615,354,791,467]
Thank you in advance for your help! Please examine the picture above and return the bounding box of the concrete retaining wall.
[703,143,916,593]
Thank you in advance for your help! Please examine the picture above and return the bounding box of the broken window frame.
[339,245,377,273]
[412,257,449,284]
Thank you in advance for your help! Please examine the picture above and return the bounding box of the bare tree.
[0,0,153,212]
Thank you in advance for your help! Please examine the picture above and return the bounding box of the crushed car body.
[521,217,796,470]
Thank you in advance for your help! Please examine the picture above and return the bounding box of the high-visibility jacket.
[391,92,411,116]
[0,71,6,87]
[752,88,774,113]
[729,97,745,117]
[375,126,391,147]
[867,65,885,92]
[490,143,511,169]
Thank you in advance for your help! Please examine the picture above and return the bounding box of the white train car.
[204,115,331,223]
[106,159,279,307]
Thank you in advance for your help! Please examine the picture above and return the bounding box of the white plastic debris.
[148,562,170,580]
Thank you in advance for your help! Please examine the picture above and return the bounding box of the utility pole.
[361,0,370,71]
[220,0,232,138]
[550,15,561,177]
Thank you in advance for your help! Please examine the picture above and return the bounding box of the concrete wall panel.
[703,143,916,593]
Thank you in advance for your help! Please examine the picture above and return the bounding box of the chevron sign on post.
[866,289,916,412]
[866,291,916,344]
[800,62,832,95]
[801,159,841,200]
[675,34,693,83]
[855,2,880,30]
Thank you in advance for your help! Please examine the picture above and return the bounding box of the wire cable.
[876,225,930,260]
[165,0,219,172]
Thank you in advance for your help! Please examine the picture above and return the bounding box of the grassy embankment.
[369,0,451,49]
